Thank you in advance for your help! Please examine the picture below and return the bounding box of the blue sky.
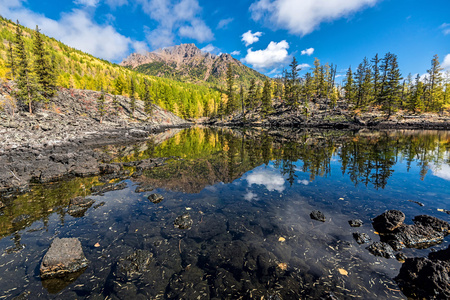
[0,0,449,79]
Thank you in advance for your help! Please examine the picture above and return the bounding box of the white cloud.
[431,163,450,181]
[241,30,263,46]
[179,19,213,42]
[440,23,450,35]
[0,1,145,62]
[250,0,379,36]
[231,50,241,56]
[297,179,309,185]
[217,18,233,29]
[138,0,213,49]
[244,190,258,201]
[301,47,314,56]
[200,44,221,55]
[246,168,285,192]
[443,54,450,71]
[298,63,310,70]
[241,40,290,70]
[74,0,99,7]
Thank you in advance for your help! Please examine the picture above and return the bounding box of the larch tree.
[226,63,237,114]
[371,54,381,100]
[287,56,299,106]
[379,53,402,116]
[129,76,136,116]
[343,67,355,104]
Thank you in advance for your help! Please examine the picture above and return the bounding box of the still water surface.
[1,128,449,299]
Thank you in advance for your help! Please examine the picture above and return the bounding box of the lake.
[1,127,449,299]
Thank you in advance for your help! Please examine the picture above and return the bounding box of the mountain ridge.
[120,43,267,86]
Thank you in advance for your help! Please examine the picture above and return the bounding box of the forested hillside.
[0,17,221,118]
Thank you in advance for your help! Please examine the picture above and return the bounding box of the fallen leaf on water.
[278,263,288,270]
[186,207,192,211]
[437,208,444,212]
[94,243,100,248]
[338,268,348,276]
[374,231,379,235]
[339,198,344,201]
[278,237,286,242]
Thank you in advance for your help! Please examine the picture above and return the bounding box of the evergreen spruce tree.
[239,85,245,114]
[33,25,56,98]
[302,72,314,103]
[287,57,299,106]
[426,54,444,111]
[143,79,153,116]
[129,77,136,116]
[312,58,321,99]
[379,53,402,116]
[97,88,106,123]
[247,78,256,110]
[261,79,272,116]
[14,21,44,114]
[112,94,120,115]
[343,67,355,104]
[6,41,16,80]
[354,57,373,109]
[371,54,381,99]
[408,74,425,112]
[226,63,236,114]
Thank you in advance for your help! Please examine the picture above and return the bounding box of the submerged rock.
[148,193,164,204]
[366,242,395,259]
[12,214,31,225]
[67,196,95,217]
[40,238,89,279]
[310,210,325,222]
[372,210,405,233]
[396,245,450,299]
[174,212,193,230]
[91,182,127,195]
[348,219,363,227]
[135,183,154,193]
[114,249,153,282]
[352,232,371,244]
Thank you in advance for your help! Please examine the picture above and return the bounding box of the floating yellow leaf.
[374,231,379,235]
[338,268,348,276]
[278,263,288,270]
[339,198,344,201]
[278,237,286,242]
[94,243,100,248]
[438,208,444,212]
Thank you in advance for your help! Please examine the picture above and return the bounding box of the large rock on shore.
[40,238,89,279]
[371,210,449,249]
[395,245,450,299]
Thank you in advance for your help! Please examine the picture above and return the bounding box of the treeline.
[221,54,450,118]
[0,17,221,118]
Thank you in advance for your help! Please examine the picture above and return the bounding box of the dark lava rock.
[395,252,407,263]
[388,240,405,251]
[99,163,121,174]
[310,210,325,222]
[352,232,371,244]
[114,249,153,282]
[91,182,127,195]
[40,238,89,279]
[366,242,395,259]
[174,212,193,230]
[388,223,446,248]
[148,193,164,204]
[395,246,450,299]
[413,215,450,234]
[67,196,95,217]
[372,210,405,233]
[135,183,154,193]
[348,219,363,227]
[98,170,130,183]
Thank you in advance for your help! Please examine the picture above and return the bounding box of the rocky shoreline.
[0,84,191,196]
[205,100,450,130]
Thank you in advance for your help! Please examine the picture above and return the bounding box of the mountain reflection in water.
[0,127,449,299]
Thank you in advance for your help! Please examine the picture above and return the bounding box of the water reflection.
[0,128,449,299]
